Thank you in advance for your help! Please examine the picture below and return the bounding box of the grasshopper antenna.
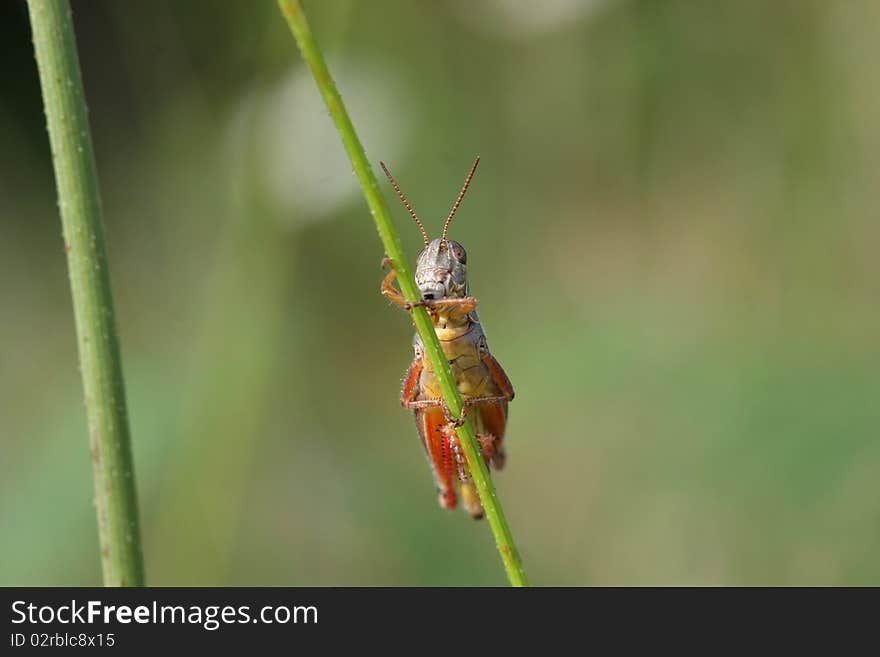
[442,156,480,245]
[380,161,430,248]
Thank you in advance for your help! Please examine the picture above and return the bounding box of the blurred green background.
[2,0,879,586]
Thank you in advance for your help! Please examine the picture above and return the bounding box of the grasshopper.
[379,157,515,519]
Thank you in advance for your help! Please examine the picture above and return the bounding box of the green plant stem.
[277,0,528,587]
[28,0,144,586]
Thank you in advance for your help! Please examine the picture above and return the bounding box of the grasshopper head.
[380,156,481,302]
[415,238,468,301]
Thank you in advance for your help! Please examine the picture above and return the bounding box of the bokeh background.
[2,0,879,586]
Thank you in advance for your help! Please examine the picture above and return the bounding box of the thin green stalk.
[28,0,144,586]
[277,0,528,587]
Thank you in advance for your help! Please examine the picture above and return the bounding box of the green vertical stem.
[277,0,528,586]
[27,0,145,586]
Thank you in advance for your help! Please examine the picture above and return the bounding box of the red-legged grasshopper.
[379,157,515,519]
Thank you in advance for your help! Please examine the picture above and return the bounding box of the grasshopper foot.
[477,432,506,469]
[441,401,469,428]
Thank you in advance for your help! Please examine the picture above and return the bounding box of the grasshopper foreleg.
[380,257,410,309]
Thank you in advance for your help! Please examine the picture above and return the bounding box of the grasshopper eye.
[451,244,466,264]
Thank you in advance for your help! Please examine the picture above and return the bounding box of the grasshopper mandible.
[379,157,515,519]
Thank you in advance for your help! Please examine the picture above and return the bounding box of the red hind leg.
[415,406,457,511]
